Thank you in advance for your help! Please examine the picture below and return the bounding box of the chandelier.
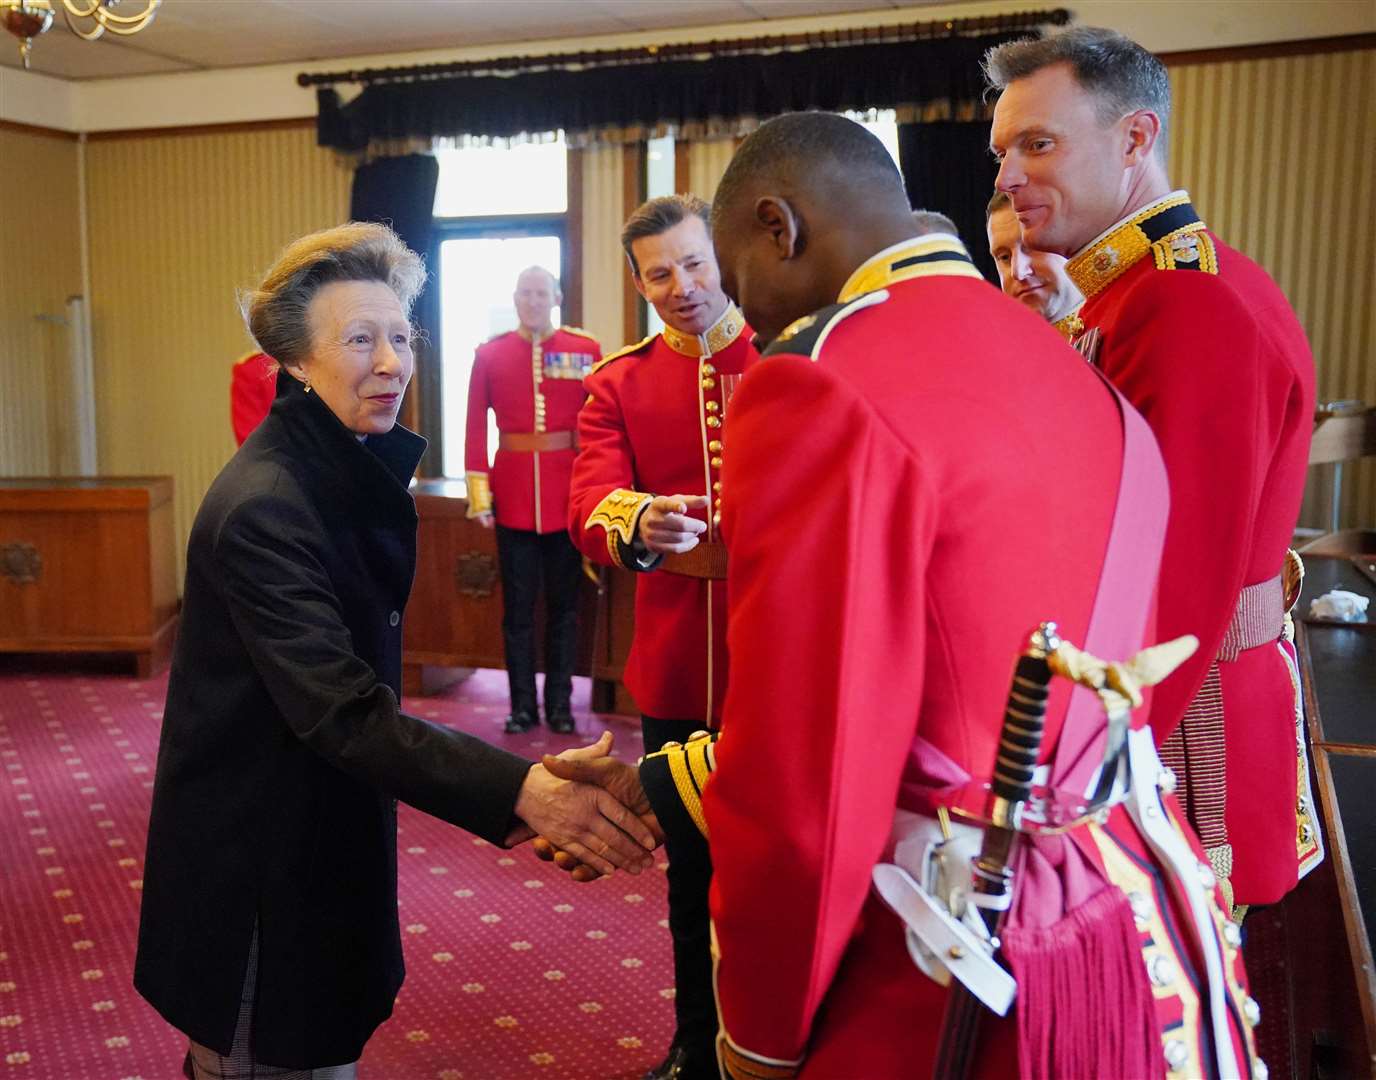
[3,0,161,69]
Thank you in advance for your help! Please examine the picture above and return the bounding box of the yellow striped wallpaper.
[1167,45,1376,528]
[84,122,351,584]
[0,127,83,477]
[579,144,631,353]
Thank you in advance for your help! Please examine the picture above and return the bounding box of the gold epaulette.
[559,324,600,343]
[589,335,654,377]
[1150,230,1219,275]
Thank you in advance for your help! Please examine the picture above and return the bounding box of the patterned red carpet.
[0,668,672,1080]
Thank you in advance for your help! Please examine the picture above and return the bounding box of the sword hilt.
[972,623,1060,913]
[991,651,1053,808]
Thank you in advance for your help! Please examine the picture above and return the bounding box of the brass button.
[701,362,716,376]
[710,457,723,469]
[705,401,719,413]
[706,417,721,428]
[708,440,723,452]
[701,377,716,390]
[712,482,722,493]
[712,511,721,527]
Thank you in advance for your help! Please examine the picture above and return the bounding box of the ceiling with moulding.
[0,0,928,80]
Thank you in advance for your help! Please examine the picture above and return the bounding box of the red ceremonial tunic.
[1067,192,1320,906]
[464,326,600,533]
[639,236,1263,1080]
[568,304,757,726]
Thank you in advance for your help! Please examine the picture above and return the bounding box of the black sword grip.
[990,652,1052,804]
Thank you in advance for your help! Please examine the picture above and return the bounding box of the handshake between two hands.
[509,731,662,882]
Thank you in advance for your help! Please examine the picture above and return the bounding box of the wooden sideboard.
[0,477,179,677]
[404,479,637,710]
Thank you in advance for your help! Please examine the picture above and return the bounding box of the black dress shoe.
[642,1045,688,1080]
[503,709,538,734]
[545,706,576,734]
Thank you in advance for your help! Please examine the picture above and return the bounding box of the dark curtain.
[898,121,1001,284]
[317,32,1028,152]
[349,154,444,476]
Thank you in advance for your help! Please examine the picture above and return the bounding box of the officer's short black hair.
[986,190,1012,219]
[621,194,710,278]
[713,112,908,225]
[983,27,1171,161]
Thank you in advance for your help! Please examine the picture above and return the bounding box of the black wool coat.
[134,373,533,1067]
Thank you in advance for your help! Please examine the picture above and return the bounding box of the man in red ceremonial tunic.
[605,112,1265,1080]
[465,266,600,734]
[568,194,758,1080]
[987,27,1321,910]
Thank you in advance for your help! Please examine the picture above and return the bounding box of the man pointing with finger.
[569,193,759,1080]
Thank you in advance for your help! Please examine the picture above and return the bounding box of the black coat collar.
[268,369,427,515]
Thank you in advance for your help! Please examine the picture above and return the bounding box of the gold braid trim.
[1066,193,1199,301]
[1053,306,1085,341]
[838,236,983,302]
[464,472,492,517]
[643,730,717,839]
[667,751,709,838]
[584,488,652,569]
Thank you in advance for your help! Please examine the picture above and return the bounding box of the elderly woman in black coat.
[134,223,656,1079]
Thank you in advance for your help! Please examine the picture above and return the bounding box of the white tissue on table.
[1309,590,1370,621]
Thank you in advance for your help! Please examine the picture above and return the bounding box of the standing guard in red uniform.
[988,27,1321,911]
[465,266,600,734]
[600,112,1265,1080]
[567,195,758,1080]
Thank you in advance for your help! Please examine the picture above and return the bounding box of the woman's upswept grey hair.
[983,27,1171,161]
[242,222,426,366]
